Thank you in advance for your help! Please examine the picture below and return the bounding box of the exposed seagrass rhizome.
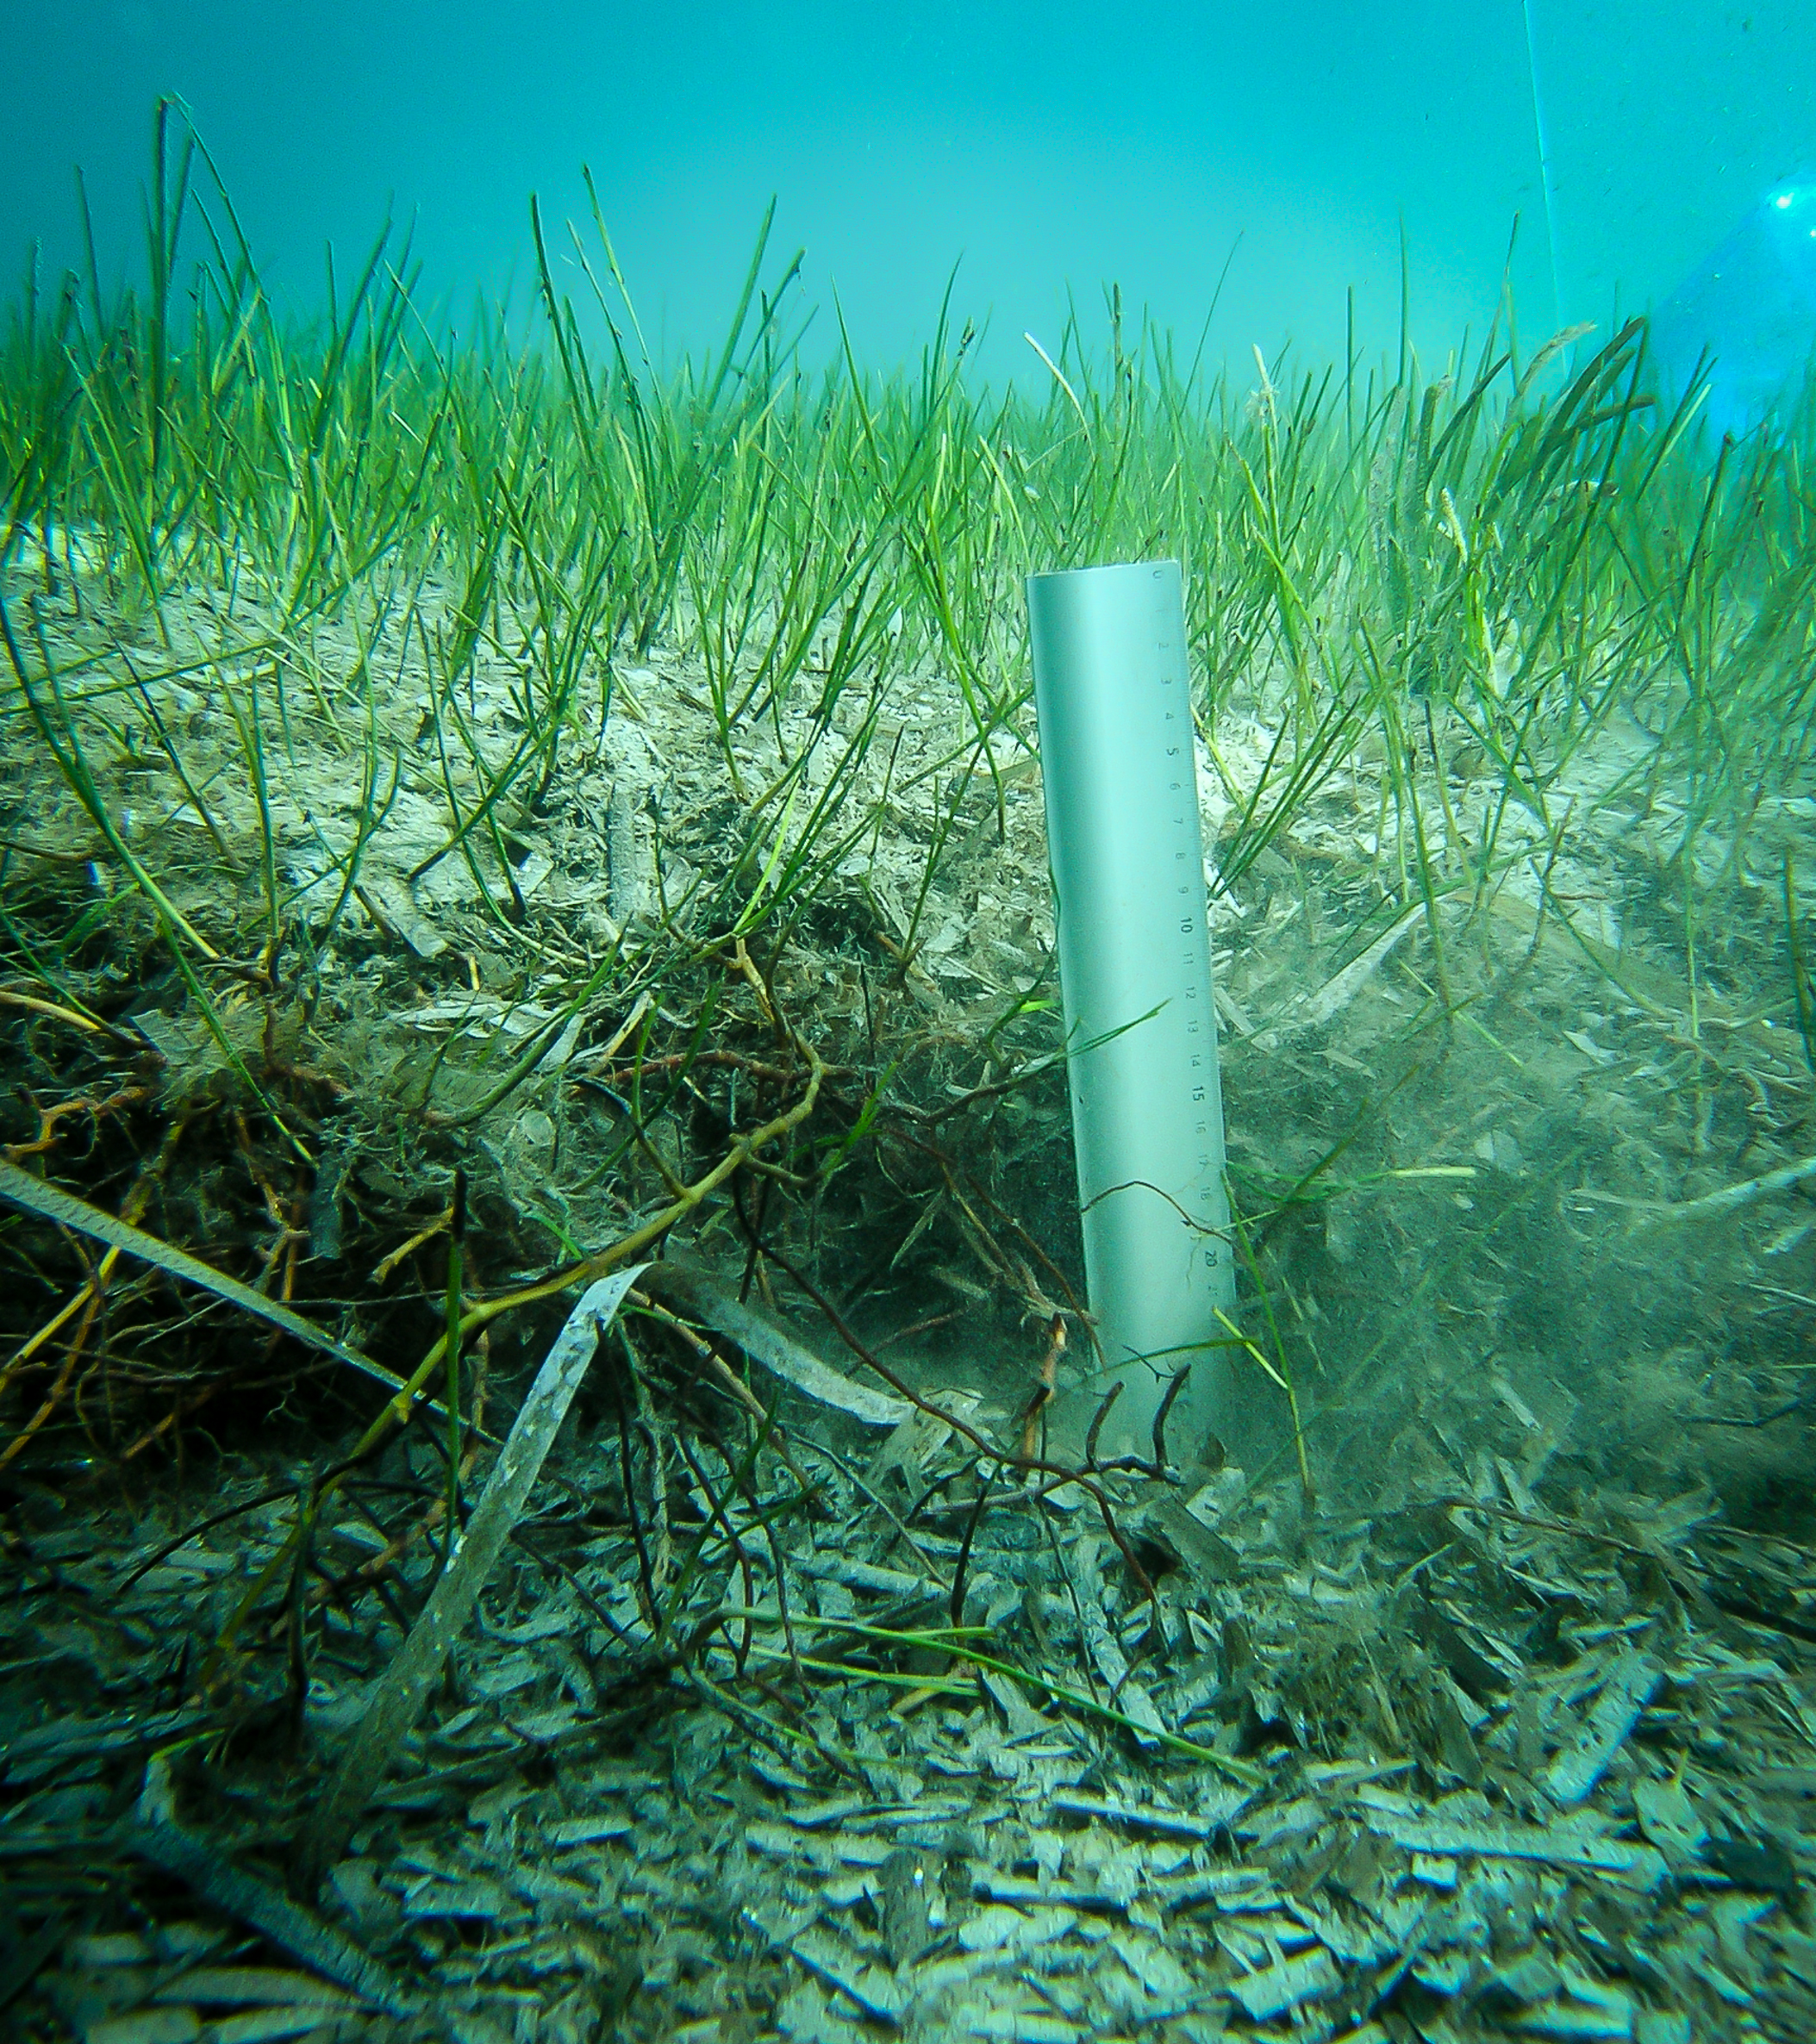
[4,5,1816,2036]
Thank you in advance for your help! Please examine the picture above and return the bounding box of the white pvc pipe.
[1027,560,1235,1462]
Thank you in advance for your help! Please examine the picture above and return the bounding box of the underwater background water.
[8,1,1812,408]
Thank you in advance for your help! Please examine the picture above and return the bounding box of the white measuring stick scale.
[1027,560,1234,1461]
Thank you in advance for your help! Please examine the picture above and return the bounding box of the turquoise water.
[14,3,1816,408]
[9,3,1807,399]
[1527,0,1816,433]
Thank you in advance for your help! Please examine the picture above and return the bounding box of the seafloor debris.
[5,1311,1814,2041]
